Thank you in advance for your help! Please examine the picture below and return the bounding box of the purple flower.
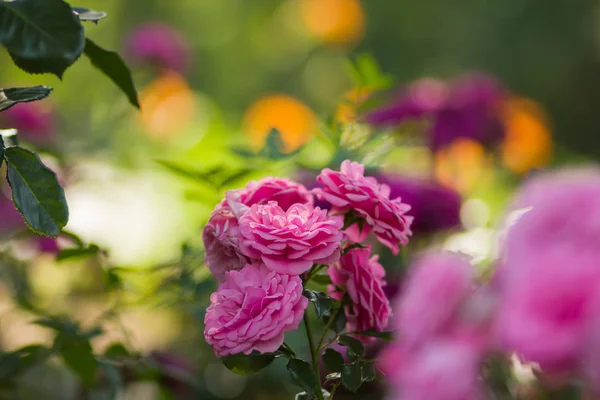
[367,73,507,151]
[125,23,190,73]
[374,174,462,235]
[0,103,56,145]
[0,192,23,235]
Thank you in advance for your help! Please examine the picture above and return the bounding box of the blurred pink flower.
[239,202,343,275]
[390,339,484,400]
[317,160,413,254]
[328,246,391,335]
[0,192,23,235]
[367,73,506,152]
[204,263,307,357]
[125,22,191,73]
[395,252,478,349]
[223,177,314,212]
[1,103,56,145]
[202,206,250,283]
[495,167,600,373]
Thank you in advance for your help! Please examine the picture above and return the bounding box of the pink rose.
[495,168,600,373]
[391,339,484,400]
[328,246,391,335]
[202,206,249,283]
[396,252,475,349]
[204,263,308,357]
[316,160,413,254]
[239,202,343,275]
[222,177,313,211]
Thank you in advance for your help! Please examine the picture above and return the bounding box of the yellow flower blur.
[501,96,553,174]
[335,87,372,124]
[243,94,318,153]
[139,71,196,140]
[435,138,491,194]
[300,0,365,45]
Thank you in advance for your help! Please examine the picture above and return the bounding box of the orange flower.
[501,97,552,174]
[299,0,365,45]
[243,94,318,153]
[139,71,196,140]
[435,138,491,194]
[335,87,372,124]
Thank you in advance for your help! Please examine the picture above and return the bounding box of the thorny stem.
[304,313,325,400]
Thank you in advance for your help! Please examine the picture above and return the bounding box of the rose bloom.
[367,73,506,152]
[495,167,600,374]
[202,206,249,283]
[125,22,190,73]
[239,202,343,275]
[204,263,307,356]
[328,246,391,335]
[229,177,313,211]
[317,160,413,254]
[396,252,476,349]
[390,339,484,400]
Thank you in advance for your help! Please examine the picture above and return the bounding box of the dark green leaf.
[353,329,394,341]
[342,243,366,256]
[360,362,376,382]
[322,349,344,373]
[56,244,100,262]
[222,352,275,376]
[33,317,77,333]
[60,340,97,386]
[332,308,347,334]
[287,359,318,394]
[84,39,139,108]
[4,146,69,236]
[337,335,364,361]
[98,361,123,400]
[310,273,332,286]
[0,352,22,380]
[0,0,85,78]
[104,343,129,360]
[73,7,107,23]
[303,289,334,319]
[341,363,363,393]
[0,86,52,112]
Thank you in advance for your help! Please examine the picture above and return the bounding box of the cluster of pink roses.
[202,161,413,357]
[382,167,600,399]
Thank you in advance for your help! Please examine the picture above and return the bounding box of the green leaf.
[60,340,97,386]
[310,273,332,286]
[73,7,107,23]
[360,362,376,382]
[103,343,129,360]
[0,86,53,112]
[84,39,139,108]
[341,363,363,392]
[354,329,394,341]
[342,243,367,256]
[287,358,318,395]
[4,146,69,236]
[222,352,275,376]
[322,349,344,373]
[0,0,85,78]
[303,289,334,319]
[56,244,100,262]
[332,308,347,334]
[259,128,302,159]
[337,335,364,361]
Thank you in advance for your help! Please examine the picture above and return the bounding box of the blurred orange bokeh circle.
[243,94,318,153]
[335,87,372,124]
[300,0,365,45]
[501,96,552,175]
[139,71,196,140]
[435,138,491,194]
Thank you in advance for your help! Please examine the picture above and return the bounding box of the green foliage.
[353,329,394,341]
[4,146,69,236]
[0,86,53,112]
[341,362,362,393]
[84,39,140,108]
[222,352,276,376]
[287,358,318,395]
[0,0,84,78]
[59,339,97,386]
[55,244,101,262]
[337,335,364,361]
[331,307,347,334]
[322,349,344,373]
[303,289,335,319]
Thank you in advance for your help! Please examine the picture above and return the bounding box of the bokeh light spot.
[435,138,490,194]
[299,0,365,45]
